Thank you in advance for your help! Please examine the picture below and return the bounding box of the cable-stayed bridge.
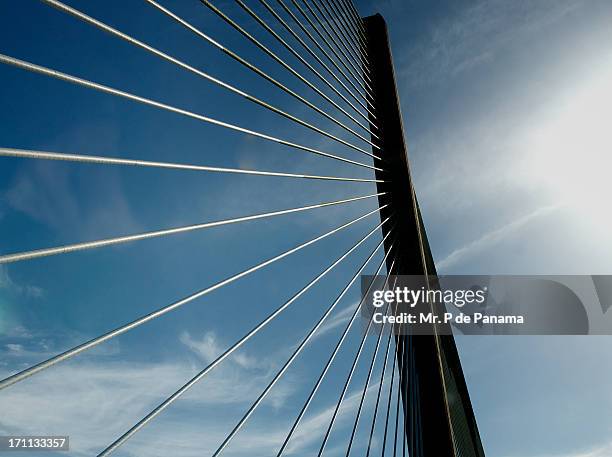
[0,1,485,455]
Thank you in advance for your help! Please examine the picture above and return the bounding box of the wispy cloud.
[0,326,393,456]
[4,160,80,234]
[561,443,612,457]
[507,442,612,457]
[0,265,45,343]
[2,160,140,241]
[1,120,139,244]
[180,330,259,368]
[397,0,587,86]
[310,302,355,342]
[0,328,304,455]
[178,330,296,408]
[437,204,560,272]
[0,264,44,299]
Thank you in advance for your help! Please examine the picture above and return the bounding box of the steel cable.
[276,255,397,456]
[0,54,380,171]
[309,0,371,86]
[39,0,376,159]
[97,216,391,456]
[197,0,377,137]
[316,270,398,456]
[143,0,377,148]
[226,0,377,122]
[211,226,393,457]
[258,0,370,105]
[0,147,383,184]
[0,206,387,390]
[0,193,383,264]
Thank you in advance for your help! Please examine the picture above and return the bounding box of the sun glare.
[525,58,612,229]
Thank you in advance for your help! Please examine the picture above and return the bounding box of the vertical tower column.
[364,13,486,457]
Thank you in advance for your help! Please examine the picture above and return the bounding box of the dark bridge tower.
[364,14,486,457]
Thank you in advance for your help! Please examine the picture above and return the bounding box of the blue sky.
[1,0,612,456]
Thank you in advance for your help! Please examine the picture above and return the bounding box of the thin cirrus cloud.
[436,204,561,273]
[0,329,296,455]
[0,325,388,456]
[394,0,587,86]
